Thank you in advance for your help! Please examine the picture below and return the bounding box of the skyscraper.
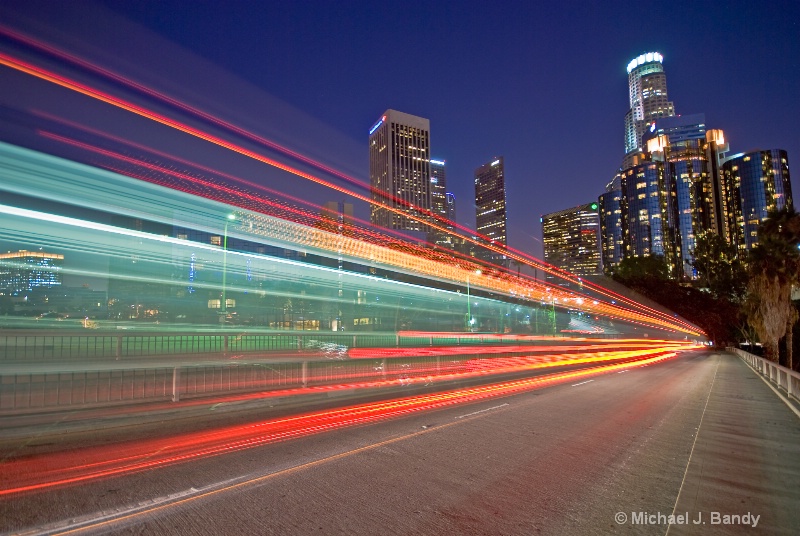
[430,159,448,225]
[368,110,431,232]
[619,154,675,270]
[429,159,455,248]
[474,157,508,265]
[541,203,602,278]
[446,192,457,225]
[599,174,624,272]
[624,52,675,155]
[0,250,63,296]
[642,128,726,277]
[722,149,793,251]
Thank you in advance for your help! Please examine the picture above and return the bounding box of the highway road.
[1,351,798,535]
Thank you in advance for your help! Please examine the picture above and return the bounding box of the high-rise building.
[541,203,602,278]
[644,132,724,278]
[430,159,449,226]
[0,250,63,296]
[599,174,624,272]
[446,192,457,225]
[624,52,675,154]
[704,130,732,240]
[368,110,431,232]
[322,201,355,230]
[429,159,455,248]
[647,113,706,144]
[619,155,675,271]
[603,51,794,280]
[474,157,508,265]
[722,149,793,251]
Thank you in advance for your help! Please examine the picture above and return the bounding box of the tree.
[692,232,747,303]
[612,255,741,345]
[744,207,800,366]
[615,255,670,282]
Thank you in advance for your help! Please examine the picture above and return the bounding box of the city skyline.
[0,0,798,262]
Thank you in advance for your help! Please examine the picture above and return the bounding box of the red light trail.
[0,348,686,497]
[0,47,703,335]
[32,130,700,333]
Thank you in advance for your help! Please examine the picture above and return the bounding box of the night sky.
[1,0,798,259]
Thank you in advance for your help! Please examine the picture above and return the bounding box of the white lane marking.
[455,403,509,419]
[20,486,209,536]
[617,370,628,374]
[571,380,594,387]
[665,353,721,536]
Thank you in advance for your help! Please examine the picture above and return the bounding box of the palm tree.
[745,207,800,367]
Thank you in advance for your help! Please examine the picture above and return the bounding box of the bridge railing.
[0,329,600,362]
[0,354,484,412]
[729,347,800,402]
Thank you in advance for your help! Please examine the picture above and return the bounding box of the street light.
[220,213,235,324]
[466,269,481,331]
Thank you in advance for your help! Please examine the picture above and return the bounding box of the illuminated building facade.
[649,113,706,144]
[446,192,456,225]
[599,174,624,272]
[369,110,431,232]
[599,51,796,280]
[722,149,793,251]
[620,157,676,272]
[624,52,675,154]
[542,202,602,278]
[429,159,456,248]
[643,128,728,278]
[430,159,449,225]
[0,250,63,296]
[474,157,508,265]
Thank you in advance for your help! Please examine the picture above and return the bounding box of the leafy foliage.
[744,207,800,365]
[615,255,670,281]
[692,232,747,303]
[612,265,741,345]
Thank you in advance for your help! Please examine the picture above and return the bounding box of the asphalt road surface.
[1,351,798,535]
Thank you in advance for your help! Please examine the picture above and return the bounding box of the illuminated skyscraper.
[722,149,793,251]
[642,134,711,277]
[474,157,508,265]
[446,192,456,225]
[429,159,455,248]
[368,110,431,232]
[430,159,449,226]
[624,52,675,155]
[599,174,624,272]
[542,203,602,278]
[0,250,63,296]
[619,155,675,270]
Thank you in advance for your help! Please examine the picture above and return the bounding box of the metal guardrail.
[0,329,590,362]
[0,355,464,412]
[730,347,800,402]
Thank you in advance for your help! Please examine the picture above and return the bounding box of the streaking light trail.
[0,46,698,329]
[0,141,704,335]
[0,348,685,497]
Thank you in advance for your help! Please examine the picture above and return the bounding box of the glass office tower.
[599,174,624,272]
[722,149,793,251]
[474,157,508,265]
[542,203,602,278]
[369,110,432,232]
